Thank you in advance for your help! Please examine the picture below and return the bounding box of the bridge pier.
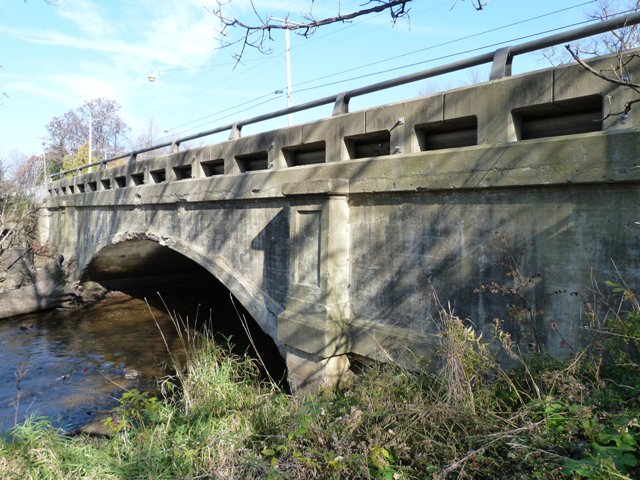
[277,183,352,387]
[285,350,352,394]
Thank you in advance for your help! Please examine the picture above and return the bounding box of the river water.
[0,294,191,434]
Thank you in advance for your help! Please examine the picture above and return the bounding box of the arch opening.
[83,239,288,388]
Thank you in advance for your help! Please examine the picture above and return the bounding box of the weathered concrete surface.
[285,351,352,395]
[40,52,640,388]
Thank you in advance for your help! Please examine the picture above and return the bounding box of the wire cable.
[156,94,285,143]
[140,0,452,119]
[292,9,638,96]
[159,1,620,139]
[292,0,598,90]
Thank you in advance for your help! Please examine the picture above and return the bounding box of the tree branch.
[450,0,489,11]
[565,44,640,118]
[211,0,415,65]
[216,0,412,34]
[212,0,486,64]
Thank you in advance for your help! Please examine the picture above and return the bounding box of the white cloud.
[0,0,278,151]
[53,73,125,103]
[54,0,112,37]
[4,79,63,104]
[6,70,127,110]
[1,0,221,74]
[0,25,133,60]
[135,0,218,70]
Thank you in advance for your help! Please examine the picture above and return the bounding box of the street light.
[269,16,303,126]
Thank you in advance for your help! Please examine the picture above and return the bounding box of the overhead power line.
[292,0,598,91]
[160,0,612,139]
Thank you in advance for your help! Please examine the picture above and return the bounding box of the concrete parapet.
[46,51,640,202]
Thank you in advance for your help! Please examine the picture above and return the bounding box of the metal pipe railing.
[50,10,640,181]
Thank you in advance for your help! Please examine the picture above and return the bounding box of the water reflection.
[0,295,188,434]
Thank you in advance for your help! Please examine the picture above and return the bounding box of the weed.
[104,390,160,434]
[9,361,28,427]
[434,297,495,413]
[0,274,639,479]
[475,232,545,354]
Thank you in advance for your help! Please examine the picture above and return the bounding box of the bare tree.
[211,0,488,63]
[562,1,640,118]
[585,0,640,53]
[45,98,130,170]
[13,154,45,189]
[542,0,640,65]
[0,152,37,255]
[129,119,173,160]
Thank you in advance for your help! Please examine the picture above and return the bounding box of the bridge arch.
[79,231,287,384]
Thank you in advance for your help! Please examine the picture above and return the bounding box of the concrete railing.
[47,10,640,194]
[47,45,640,199]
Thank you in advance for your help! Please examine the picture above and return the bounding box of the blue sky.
[0,0,626,166]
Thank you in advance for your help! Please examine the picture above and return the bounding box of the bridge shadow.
[80,240,289,390]
[249,209,290,308]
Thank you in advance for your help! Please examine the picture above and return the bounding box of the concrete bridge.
[40,50,640,390]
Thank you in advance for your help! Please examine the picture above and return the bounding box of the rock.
[78,281,109,304]
[0,248,26,269]
[0,280,109,319]
[0,248,35,289]
[19,322,34,331]
[75,413,120,437]
[0,280,66,319]
[4,270,25,290]
[124,368,141,380]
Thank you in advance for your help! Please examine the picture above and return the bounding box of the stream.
[0,294,191,434]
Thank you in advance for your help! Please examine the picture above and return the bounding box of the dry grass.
[0,290,638,479]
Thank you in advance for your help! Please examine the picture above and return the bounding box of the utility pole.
[43,148,48,184]
[285,25,292,125]
[269,17,303,126]
[88,112,93,165]
[36,136,48,183]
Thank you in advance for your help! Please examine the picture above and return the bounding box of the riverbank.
[0,279,109,319]
[1,293,638,479]
[0,186,100,319]
[0,219,91,319]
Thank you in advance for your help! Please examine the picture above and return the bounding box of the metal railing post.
[489,46,513,80]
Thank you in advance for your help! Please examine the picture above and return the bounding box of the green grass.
[1,288,639,479]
